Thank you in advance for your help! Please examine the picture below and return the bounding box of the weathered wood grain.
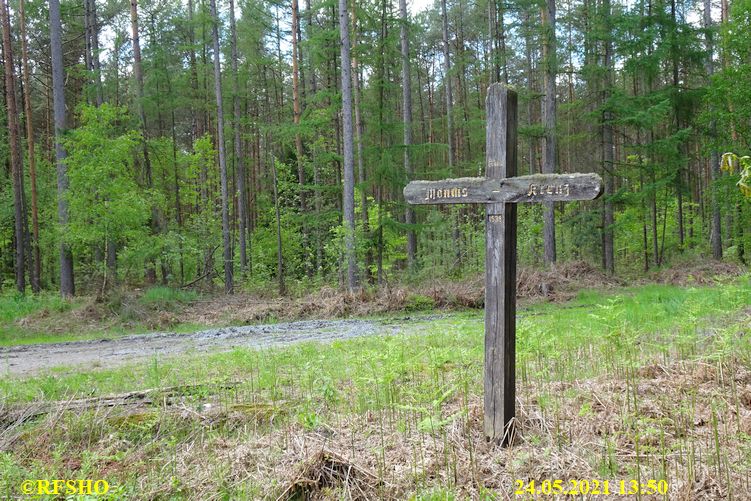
[484,83,517,445]
[401,84,600,446]
[403,172,602,205]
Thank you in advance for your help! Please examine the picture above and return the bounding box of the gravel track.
[0,318,411,376]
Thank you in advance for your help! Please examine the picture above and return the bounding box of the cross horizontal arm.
[403,172,603,205]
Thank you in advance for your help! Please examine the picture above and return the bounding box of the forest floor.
[1,271,750,499]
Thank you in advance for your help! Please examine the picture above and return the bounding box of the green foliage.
[2,0,751,294]
[405,293,436,312]
[63,105,152,268]
[139,286,198,307]
[0,292,74,324]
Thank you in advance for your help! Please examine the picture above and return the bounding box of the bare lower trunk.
[19,0,40,292]
[602,0,615,274]
[292,0,310,276]
[51,0,74,296]
[441,0,460,269]
[2,0,25,293]
[339,0,358,291]
[524,10,536,176]
[272,160,285,296]
[541,0,557,266]
[129,0,158,284]
[399,0,416,269]
[705,0,722,259]
[229,0,248,273]
[209,0,234,293]
[440,0,455,168]
[352,9,372,282]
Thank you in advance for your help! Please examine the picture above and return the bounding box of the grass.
[0,287,201,346]
[1,281,750,498]
[138,286,198,306]
[0,292,77,324]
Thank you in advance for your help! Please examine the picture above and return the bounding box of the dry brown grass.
[8,356,749,499]
[224,358,748,500]
[646,261,747,286]
[185,260,623,327]
[13,260,745,338]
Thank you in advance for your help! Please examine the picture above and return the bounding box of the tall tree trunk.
[488,0,499,82]
[83,0,92,87]
[209,0,234,293]
[541,0,557,265]
[229,0,248,273]
[497,1,509,85]
[86,0,103,106]
[352,7,372,282]
[602,0,615,274]
[2,0,26,293]
[272,159,285,295]
[50,0,74,297]
[292,0,311,276]
[129,0,158,283]
[188,0,201,142]
[670,0,685,250]
[339,0,358,291]
[164,67,184,284]
[92,0,114,282]
[91,0,103,106]
[704,0,722,259]
[441,0,461,268]
[440,0,455,168]
[399,0,416,269]
[129,0,152,187]
[524,10,537,176]
[19,0,40,292]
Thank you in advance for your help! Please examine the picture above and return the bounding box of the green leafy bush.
[139,286,197,308]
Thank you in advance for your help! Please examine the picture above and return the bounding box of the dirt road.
[0,318,416,377]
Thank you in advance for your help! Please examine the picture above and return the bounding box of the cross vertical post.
[403,83,600,447]
[484,84,517,445]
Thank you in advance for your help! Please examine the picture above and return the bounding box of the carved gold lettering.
[424,186,472,199]
[525,183,572,198]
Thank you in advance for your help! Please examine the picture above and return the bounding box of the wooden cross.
[404,84,602,445]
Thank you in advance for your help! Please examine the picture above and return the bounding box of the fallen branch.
[0,381,241,429]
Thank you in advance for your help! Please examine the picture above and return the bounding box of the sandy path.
[0,318,414,377]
